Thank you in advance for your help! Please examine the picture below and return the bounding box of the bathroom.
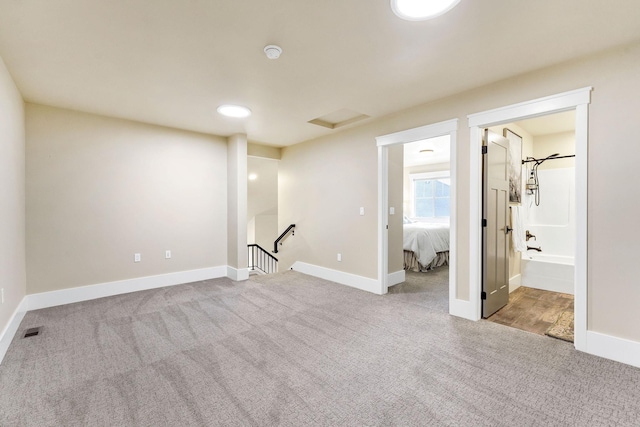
[487,110,576,341]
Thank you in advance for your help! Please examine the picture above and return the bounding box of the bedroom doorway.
[377,119,466,318]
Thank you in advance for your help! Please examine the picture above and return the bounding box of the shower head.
[535,153,560,165]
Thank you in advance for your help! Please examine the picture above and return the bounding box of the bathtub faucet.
[527,246,542,252]
[526,230,536,241]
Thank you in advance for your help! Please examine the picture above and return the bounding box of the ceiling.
[404,135,451,167]
[1,1,639,147]
[515,110,576,136]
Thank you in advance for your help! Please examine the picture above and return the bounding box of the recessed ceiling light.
[248,173,258,181]
[217,104,252,118]
[391,0,461,21]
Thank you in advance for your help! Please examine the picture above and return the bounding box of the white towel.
[511,206,527,252]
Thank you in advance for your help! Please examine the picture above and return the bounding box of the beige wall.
[278,128,378,276]
[0,57,26,334]
[388,145,404,274]
[534,131,576,170]
[247,156,278,251]
[26,104,228,293]
[248,143,281,160]
[227,134,247,271]
[278,42,640,342]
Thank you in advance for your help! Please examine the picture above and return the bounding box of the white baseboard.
[291,262,381,295]
[449,298,478,321]
[585,331,640,369]
[0,297,28,365]
[227,266,249,282]
[28,266,228,311]
[387,270,406,287]
[509,274,521,293]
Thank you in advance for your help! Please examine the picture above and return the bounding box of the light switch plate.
[390,207,395,215]
[359,207,365,216]
[134,253,141,262]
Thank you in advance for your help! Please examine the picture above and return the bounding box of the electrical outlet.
[165,250,171,259]
[337,253,342,262]
[134,253,141,263]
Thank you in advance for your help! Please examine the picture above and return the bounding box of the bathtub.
[521,253,574,295]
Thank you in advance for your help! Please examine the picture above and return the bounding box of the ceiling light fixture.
[248,173,258,181]
[391,0,461,21]
[217,104,252,118]
[264,45,282,60]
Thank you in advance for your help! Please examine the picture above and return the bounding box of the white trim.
[509,274,522,293]
[573,103,589,351]
[28,266,228,311]
[467,87,591,345]
[447,128,461,318]
[0,297,28,365]
[227,266,249,282]
[378,145,389,294]
[376,119,459,147]
[467,125,483,321]
[291,262,381,295]
[387,270,406,287]
[468,87,592,128]
[376,119,464,318]
[586,331,640,369]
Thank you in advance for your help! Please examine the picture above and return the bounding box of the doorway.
[483,110,577,342]
[388,136,452,299]
[468,87,591,351]
[377,119,466,318]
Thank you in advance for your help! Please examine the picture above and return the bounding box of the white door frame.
[467,87,592,351]
[377,119,469,319]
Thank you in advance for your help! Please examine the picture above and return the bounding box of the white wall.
[278,42,640,343]
[0,57,26,339]
[26,104,228,293]
[524,168,576,257]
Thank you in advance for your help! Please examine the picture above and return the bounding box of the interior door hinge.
[481,146,488,154]
[482,219,487,227]
[481,291,487,300]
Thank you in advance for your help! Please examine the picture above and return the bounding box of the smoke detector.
[264,45,282,60]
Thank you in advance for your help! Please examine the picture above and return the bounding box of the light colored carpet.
[1,267,639,426]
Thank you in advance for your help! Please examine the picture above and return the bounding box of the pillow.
[403,215,414,224]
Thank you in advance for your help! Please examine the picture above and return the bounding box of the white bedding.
[403,222,450,268]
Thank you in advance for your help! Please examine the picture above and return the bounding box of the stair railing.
[273,224,296,254]
[248,244,278,274]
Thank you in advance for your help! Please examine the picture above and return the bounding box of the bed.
[403,222,450,272]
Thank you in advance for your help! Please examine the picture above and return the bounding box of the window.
[411,172,450,219]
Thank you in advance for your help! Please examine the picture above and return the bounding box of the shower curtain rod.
[521,154,575,165]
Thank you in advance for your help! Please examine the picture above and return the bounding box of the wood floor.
[486,286,574,338]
